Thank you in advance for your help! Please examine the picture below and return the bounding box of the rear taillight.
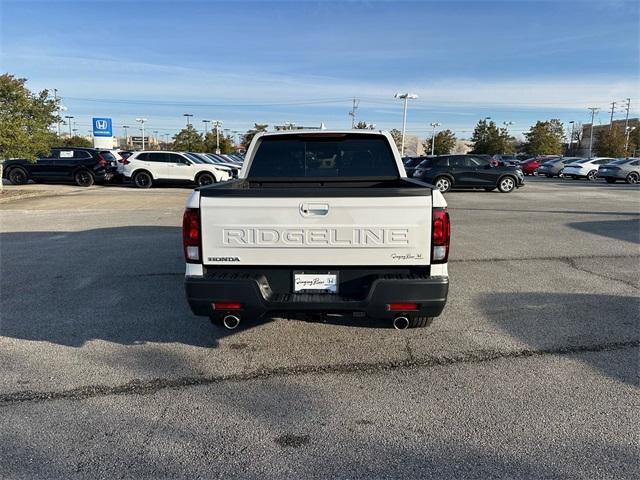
[212,302,242,310]
[431,207,450,264]
[97,154,107,167]
[121,159,130,165]
[182,208,201,263]
[388,303,419,311]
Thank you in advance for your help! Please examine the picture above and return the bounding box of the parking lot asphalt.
[1,178,639,478]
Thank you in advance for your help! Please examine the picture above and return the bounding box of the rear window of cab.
[248,134,399,178]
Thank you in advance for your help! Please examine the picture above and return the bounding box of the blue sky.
[1,0,638,140]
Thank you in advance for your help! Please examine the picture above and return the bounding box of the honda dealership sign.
[92,117,115,148]
[92,117,113,137]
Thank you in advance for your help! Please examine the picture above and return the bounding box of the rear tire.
[586,170,597,181]
[409,317,434,328]
[625,172,639,184]
[74,170,94,187]
[498,175,516,193]
[8,167,29,185]
[434,176,451,193]
[133,171,153,189]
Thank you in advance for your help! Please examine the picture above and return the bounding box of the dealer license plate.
[294,272,338,294]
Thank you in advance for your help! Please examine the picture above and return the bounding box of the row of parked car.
[478,154,639,183]
[1,147,245,188]
[526,156,639,183]
[402,154,640,192]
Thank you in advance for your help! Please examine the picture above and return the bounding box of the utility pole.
[349,97,359,128]
[394,93,418,156]
[65,115,74,137]
[136,118,147,150]
[587,107,598,159]
[623,98,631,132]
[212,120,222,154]
[609,101,616,130]
[429,122,441,155]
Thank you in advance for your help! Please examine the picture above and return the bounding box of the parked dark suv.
[2,147,117,187]
[412,154,525,193]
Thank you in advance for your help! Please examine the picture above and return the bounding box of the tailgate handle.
[300,203,329,216]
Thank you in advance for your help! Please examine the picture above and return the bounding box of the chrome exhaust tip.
[222,314,241,330]
[392,316,409,330]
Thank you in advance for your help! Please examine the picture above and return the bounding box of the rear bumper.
[185,274,449,320]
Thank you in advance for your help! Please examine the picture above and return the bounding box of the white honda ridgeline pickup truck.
[183,130,450,330]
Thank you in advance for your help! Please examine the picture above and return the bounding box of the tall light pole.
[212,120,222,154]
[202,119,210,135]
[587,107,598,159]
[184,113,193,127]
[394,92,418,156]
[153,130,159,148]
[429,122,441,155]
[65,115,74,137]
[568,121,575,155]
[122,125,130,148]
[136,118,147,150]
[503,121,514,155]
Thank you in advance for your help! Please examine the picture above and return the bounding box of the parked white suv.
[123,151,231,188]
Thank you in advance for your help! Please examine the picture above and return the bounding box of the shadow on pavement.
[0,226,255,348]
[478,292,639,386]
[567,218,640,244]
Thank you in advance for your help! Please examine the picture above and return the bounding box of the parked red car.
[520,157,542,175]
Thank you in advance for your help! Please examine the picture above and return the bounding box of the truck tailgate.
[200,195,432,266]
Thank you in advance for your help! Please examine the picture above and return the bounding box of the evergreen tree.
[423,129,457,155]
[172,125,204,152]
[524,119,564,155]
[241,123,268,150]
